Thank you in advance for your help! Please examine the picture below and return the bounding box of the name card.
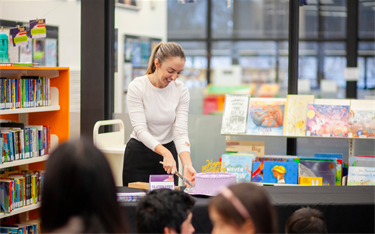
[149,175,174,191]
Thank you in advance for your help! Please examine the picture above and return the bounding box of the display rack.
[0,66,70,219]
[224,134,374,158]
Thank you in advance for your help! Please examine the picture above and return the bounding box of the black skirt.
[122,138,179,186]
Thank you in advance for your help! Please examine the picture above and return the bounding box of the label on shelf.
[348,133,353,138]
[323,134,330,137]
[306,131,311,136]
[359,135,367,138]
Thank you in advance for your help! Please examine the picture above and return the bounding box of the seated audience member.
[41,139,127,233]
[136,189,196,234]
[209,183,277,234]
[285,207,327,233]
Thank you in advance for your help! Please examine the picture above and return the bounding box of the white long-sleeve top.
[127,75,190,155]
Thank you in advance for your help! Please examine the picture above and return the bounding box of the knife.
[159,161,194,188]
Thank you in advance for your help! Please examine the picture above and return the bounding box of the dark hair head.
[285,207,327,233]
[145,42,185,75]
[41,139,127,233]
[209,183,278,233]
[136,189,195,233]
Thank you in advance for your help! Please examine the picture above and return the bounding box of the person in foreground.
[40,139,127,233]
[136,189,196,234]
[285,207,327,233]
[208,183,278,234]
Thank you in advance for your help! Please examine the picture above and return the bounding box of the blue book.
[221,154,254,182]
[263,161,299,184]
[251,162,264,183]
[314,153,343,159]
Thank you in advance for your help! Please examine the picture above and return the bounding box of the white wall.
[115,0,167,113]
[0,0,81,71]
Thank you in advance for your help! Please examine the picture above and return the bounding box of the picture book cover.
[254,155,297,163]
[314,153,343,159]
[347,167,375,186]
[299,177,323,186]
[246,98,286,135]
[221,154,253,182]
[262,161,299,184]
[221,94,250,134]
[251,162,264,183]
[299,160,336,186]
[283,95,315,136]
[306,104,349,137]
[349,157,375,167]
[348,110,375,138]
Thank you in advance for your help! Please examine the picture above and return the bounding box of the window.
[359,0,375,39]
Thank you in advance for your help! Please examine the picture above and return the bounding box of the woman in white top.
[123,42,196,187]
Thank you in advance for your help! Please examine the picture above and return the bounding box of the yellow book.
[283,95,315,136]
[299,177,323,186]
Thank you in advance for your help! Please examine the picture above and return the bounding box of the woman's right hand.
[162,153,177,174]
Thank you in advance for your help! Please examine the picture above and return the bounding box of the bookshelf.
[0,66,70,219]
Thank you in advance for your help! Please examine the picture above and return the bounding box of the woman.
[123,42,196,186]
[41,139,127,233]
[209,183,278,234]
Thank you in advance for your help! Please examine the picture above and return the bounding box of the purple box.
[149,175,174,191]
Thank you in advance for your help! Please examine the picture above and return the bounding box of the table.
[118,186,375,233]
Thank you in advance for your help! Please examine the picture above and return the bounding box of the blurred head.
[41,139,127,233]
[136,189,195,234]
[285,207,327,233]
[209,183,277,234]
[146,42,185,88]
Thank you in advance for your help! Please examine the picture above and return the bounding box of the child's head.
[285,207,327,233]
[41,139,127,233]
[208,183,277,234]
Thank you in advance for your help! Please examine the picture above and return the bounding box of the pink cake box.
[186,172,237,196]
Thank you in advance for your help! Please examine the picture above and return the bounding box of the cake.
[191,172,237,195]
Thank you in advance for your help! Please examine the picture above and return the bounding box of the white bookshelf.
[0,204,40,219]
[0,155,49,169]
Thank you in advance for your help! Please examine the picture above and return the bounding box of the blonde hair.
[145,42,186,75]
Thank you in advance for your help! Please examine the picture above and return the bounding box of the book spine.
[0,135,3,164]
[25,128,30,159]
[20,129,25,160]
[31,175,36,204]
[38,130,41,156]
[11,79,15,109]
[8,132,14,161]
[13,131,19,160]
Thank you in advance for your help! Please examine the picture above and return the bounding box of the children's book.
[254,155,298,163]
[226,140,265,157]
[299,177,323,186]
[262,161,299,184]
[306,104,349,137]
[348,100,375,138]
[349,156,375,167]
[347,167,375,186]
[314,153,343,159]
[221,154,254,182]
[299,160,336,186]
[283,95,315,136]
[221,94,250,134]
[246,98,286,135]
[251,162,264,183]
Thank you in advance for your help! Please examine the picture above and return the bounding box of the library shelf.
[0,155,49,169]
[0,204,40,219]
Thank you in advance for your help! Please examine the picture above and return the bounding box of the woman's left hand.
[183,165,196,188]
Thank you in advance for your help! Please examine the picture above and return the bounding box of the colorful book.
[254,155,298,163]
[349,156,375,167]
[246,98,286,135]
[306,104,349,137]
[347,167,375,186]
[262,161,299,184]
[348,100,375,138]
[251,162,264,183]
[283,95,314,136]
[299,177,323,186]
[221,94,250,134]
[221,154,254,182]
[299,160,336,186]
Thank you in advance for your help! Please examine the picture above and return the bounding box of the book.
[254,155,298,163]
[221,94,250,134]
[349,156,375,167]
[306,104,349,137]
[226,140,265,157]
[348,100,375,138]
[262,161,299,184]
[347,167,375,186]
[299,160,336,186]
[246,98,286,135]
[283,95,315,136]
[299,177,323,186]
[221,154,254,182]
[117,192,146,202]
[251,162,264,183]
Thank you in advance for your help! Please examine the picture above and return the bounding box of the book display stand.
[0,67,69,219]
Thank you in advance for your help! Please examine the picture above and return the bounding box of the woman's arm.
[173,86,196,186]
